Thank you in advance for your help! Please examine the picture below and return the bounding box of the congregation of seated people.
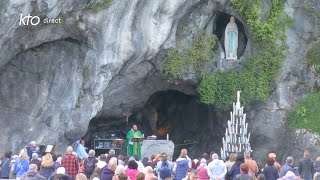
[0,141,320,180]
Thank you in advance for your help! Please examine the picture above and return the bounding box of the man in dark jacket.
[0,150,12,179]
[280,156,297,177]
[26,141,39,161]
[100,157,117,180]
[20,164,46,180]
[84,149,98,178]
[236,163,253,180]
[298,150,314,180]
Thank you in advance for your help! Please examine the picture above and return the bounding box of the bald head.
[67,146,73,154]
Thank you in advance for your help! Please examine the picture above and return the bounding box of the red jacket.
[197,165,210,180]
[61,154,79,180]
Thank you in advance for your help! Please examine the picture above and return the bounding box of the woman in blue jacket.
[13,149,30,178]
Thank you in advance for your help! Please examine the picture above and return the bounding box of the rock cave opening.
[214,12,248,59]
[84,90,229,159]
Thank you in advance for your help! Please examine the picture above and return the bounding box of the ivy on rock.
[198,0,292,107]
[162,30,217,80]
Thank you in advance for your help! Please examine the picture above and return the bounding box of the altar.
[141,140,174,159]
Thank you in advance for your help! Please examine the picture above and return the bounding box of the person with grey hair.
[61,146,80,180]
[280,156,296,177]
[30,153,41,171]
[26,141,39,161]
[208,154,227,180]
[20,164,46,180]
[84,150,98,178]
[314,172,320,180]
[100,157,118,180]
[106,149,116,164]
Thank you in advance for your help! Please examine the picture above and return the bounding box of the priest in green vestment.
[126,124,143,159]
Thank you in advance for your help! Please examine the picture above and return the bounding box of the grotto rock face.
[0,0,319,162]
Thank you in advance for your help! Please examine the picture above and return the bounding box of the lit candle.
[236,124,238,134]
[237,91,240,103]
[241,107,243,116]
[246,123,248,134]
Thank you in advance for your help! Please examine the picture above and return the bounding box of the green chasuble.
[126,129,143,159]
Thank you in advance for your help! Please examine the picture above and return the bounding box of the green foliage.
[306,43,320,73]
[197,72,240,108]
[197,0,292,106]
[87,0,112,12]
[162,31,217,80]
[75,98,81,108]
[82,66,90,80]
[304,1,320,29]
[288,93,320,134]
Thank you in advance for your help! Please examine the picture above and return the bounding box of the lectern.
[131,137,144,143]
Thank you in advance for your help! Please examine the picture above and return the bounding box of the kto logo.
[19,14,40,26]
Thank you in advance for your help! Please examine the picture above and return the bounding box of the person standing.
[298,150,314,180]
[0,150,12,179]
[156,152,173,180]
[173,149,191,180]
[13,149,30,178]
[207,154,227,180]
[74,137,88,165]
[266,153,281,173]
[100,157,118,180]
[84,150,98,178]
[280,156,296,177]
[236,163,253,180]
[20,164,46,180]
[244,152,258,178]
[126,124,143,159]
[61,146,80,180]
[40,153,55,178]
[263,158,279,180]
[26,141,39,161]
[314,157,320,173]
[228,154,245,180]
[197,158,210,180]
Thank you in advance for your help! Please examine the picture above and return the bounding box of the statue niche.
[224,16,238,59]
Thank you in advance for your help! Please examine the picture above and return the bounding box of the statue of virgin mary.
[224,16,238,59]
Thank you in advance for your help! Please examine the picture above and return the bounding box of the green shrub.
[306,43,320,73]
[82,66,90,80]
[197,0,292,106]
[288,93,320,134]
[197,72,240,108]
[87,0,112,12]
[162,31,217,80]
